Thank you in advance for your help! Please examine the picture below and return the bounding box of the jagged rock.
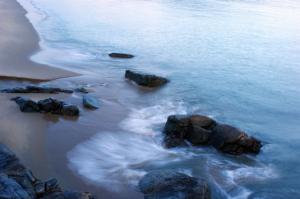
[0,173,31,199]
[83,95,100,109]
[125,70,169,88]
[11,97,79,117]
[210,124,262,155]
[0,144,94,199]
[1,85,73,94]
[163,115,217,148]
[139,170,211,199]
[109,53,134,59]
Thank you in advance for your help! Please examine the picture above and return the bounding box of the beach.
[1,0,300,198]
[0,0,77,81]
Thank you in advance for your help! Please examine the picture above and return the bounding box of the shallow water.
[16,0,300,198]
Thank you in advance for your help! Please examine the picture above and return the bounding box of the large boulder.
[139,170,211,199]
[11,97,79,117]
[1,86,73,94]
[163,115,217,148]
[125,70,169,88]
[109,53,134,59]
[210,124,262,155]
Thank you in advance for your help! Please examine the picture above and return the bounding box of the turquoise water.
[18,0,300,198]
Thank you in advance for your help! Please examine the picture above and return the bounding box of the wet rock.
[125,70,169,88]
[1,85,73,94]
[38,98,64,114]
[61,104,80,116]
[0,144,94,199]
[139,170,211,199]
[11,97,79,116]
[11,97,40,113]
[163,115,262,155]
[0,173,31,199]
[210,124,262,155]
[83,95,100,109]
[163,115,217,148]
[109,53,134,59]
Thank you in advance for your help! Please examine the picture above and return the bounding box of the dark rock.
[45,178,60,192]
[210,124,262,155]
[61,105,80,116]
[139,170,211,199]
[0,144,93,199]
[12,97,79,117]
[125,70,169,88]
[163,115,217,148]
[2,85,73,94]
[11,97,40,113]
[83,95,100,109]
[0,173,31,199]
[109,53,134,59]
[38,98,64,114]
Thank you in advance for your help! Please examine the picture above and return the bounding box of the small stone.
[83,95,100,109]
[61,104,80,116]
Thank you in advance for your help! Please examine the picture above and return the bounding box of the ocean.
[16,0,300,198]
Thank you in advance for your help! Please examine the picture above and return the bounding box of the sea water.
[17,0,300,198]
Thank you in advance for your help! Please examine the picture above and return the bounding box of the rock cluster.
[0,144,94,199]
[138,170,211,199]
[163,115,262,155]
[11,97,79,116]
[125,70,169,88]
[1,86,73,94]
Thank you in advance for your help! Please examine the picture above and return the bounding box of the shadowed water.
[16,0,300,198]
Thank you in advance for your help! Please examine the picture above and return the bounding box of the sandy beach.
[0,0,77,81]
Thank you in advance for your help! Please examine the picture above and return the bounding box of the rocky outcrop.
[163,115,262,155]
[0,144,94,199]
[163,115,217,148]
[82,95,100,109]
[125,70,169,88]
[11,97,79,116]
[1,86,73,94]
[109,53,134,59]
[210,124,262,155]
[138,170,211,199]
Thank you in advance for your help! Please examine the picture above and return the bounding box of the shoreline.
[0,0,78,81]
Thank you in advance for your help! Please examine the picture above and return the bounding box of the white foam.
[120,101,187,136]
[68,131,185,191]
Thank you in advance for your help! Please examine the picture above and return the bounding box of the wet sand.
[0,0,78,81]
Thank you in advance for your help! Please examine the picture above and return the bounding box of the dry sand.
[0,0,78,81]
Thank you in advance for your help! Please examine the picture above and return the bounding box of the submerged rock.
[139,170,211,199]
[109,53,134,59]
[125,70,169,88]
[83,95,100,109]
[163,114,262,155]
[75,87,90,94]
[163,115,217,148]
[0,144,94,199]
[11,97,79,116]
[1,85,73,94]
[210,124,262,155]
